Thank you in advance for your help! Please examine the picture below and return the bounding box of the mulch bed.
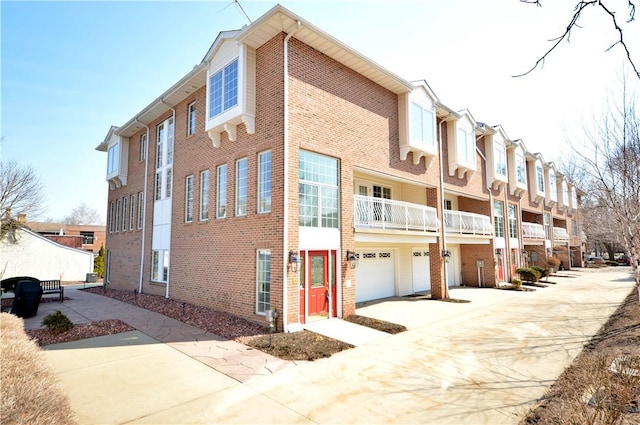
[247,331,354,361]
[1,296,72,309]
[26,320,134,346]
[345,314,407,334]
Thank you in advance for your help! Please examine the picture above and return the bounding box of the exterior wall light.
[288,250,301,273]
[442,249,451,263]
[346,250,359,269]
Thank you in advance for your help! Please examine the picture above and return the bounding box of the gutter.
[282,21,301,333]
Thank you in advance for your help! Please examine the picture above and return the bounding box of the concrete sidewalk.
[33,268,637,424]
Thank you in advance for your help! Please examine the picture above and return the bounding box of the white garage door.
[412,249,431,293]
[356,250,395,302]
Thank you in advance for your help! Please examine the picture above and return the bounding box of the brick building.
[97,5,585,331]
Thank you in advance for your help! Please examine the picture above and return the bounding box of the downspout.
[161,98,176,299]
[136,118,150,295]
[437,119,449,298]
[475,140,492,288]
[283,21,301,332]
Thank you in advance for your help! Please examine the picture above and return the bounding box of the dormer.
[556,175,568,212]
[204,33,256,147]
[544,163,558,208]
[447,110,477,179]
[526,152,545,204]
[399,82,438,168]
[97,126,129,190]
[506,139,527,197]
[485,125,508,190]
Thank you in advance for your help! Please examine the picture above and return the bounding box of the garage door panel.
[356,250,394,302]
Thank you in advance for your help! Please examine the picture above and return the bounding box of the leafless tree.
[564,77,640,260]
[518,0,639,79]
[63,202,103,225]
[0,160,46,220]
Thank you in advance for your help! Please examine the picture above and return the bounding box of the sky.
[2,0,639,223]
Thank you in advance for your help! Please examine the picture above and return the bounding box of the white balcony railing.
[553,227,570,241]
[354,195,438,232]
[444,210,493,236]
[522,222,546,239]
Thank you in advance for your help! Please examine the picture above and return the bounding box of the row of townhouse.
[96,5,585,331]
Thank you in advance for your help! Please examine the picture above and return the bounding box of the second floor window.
[185,175,194,223]
[258,150,271,213]
[209,59,238,118]
[155,117,174,201]
[236,158,248,216]
[137,192,144,229]
[217,164,227,218]
[544,213,551,240]
[122,197,127,232]
[494,200,504,238]
[129,194,135,231]
[410,102,435,146]
[200,170,210,221]
[187,102,196,136]
[299,150,339,228]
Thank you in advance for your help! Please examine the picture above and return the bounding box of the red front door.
[299,250,337,322]
[308,251,329,316]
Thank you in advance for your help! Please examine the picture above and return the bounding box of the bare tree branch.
[515,1,640,80]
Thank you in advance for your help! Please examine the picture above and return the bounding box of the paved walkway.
[21,268,638,424]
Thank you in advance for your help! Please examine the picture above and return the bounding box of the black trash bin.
[11,279,43,318]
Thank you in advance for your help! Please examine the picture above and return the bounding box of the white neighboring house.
[1,227,95,281]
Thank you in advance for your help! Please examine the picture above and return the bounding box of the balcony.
[553,227,570,242]
[522,222,546,239]
[354,195,438,233]
[444,210,493,236]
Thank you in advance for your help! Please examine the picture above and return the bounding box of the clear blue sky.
[2,1,638,222]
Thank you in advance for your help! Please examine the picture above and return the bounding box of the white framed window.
[107,143,119,175]
[410,102,435,147]
[256,249,271,314]
[217,164,227,219]
[137,192,144,229]
[129,194,135,231]
[108,201,114,233]
[235,157,248,216]
[508,204,518,239]
[457,126,475,164]
[115,199,121,233]
[209,59,238,118]
[494,200,504,238]
[258,150,271,213]
[494,137,507,177]
[200,170,210,221]
[151,249,169,283]
[536,165,545,193]
[516,147,526,185]
[122,196,127,232]
[187,102,196,136]
[544,213,551,240]
[139,133,147,161]
[185,175,194,223]
[548,169,557,200]
[299,150,339,228]
[155,117,174,201]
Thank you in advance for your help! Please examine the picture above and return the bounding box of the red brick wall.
[460,243,496,287]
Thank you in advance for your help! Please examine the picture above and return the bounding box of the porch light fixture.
[346,250,359,269]
[442,249,451,263]
[495,249,502,256]
[288,250,301,273]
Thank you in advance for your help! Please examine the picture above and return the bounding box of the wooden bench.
[40,280,64,302]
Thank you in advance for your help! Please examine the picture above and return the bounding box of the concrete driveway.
[41,267,636,424]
